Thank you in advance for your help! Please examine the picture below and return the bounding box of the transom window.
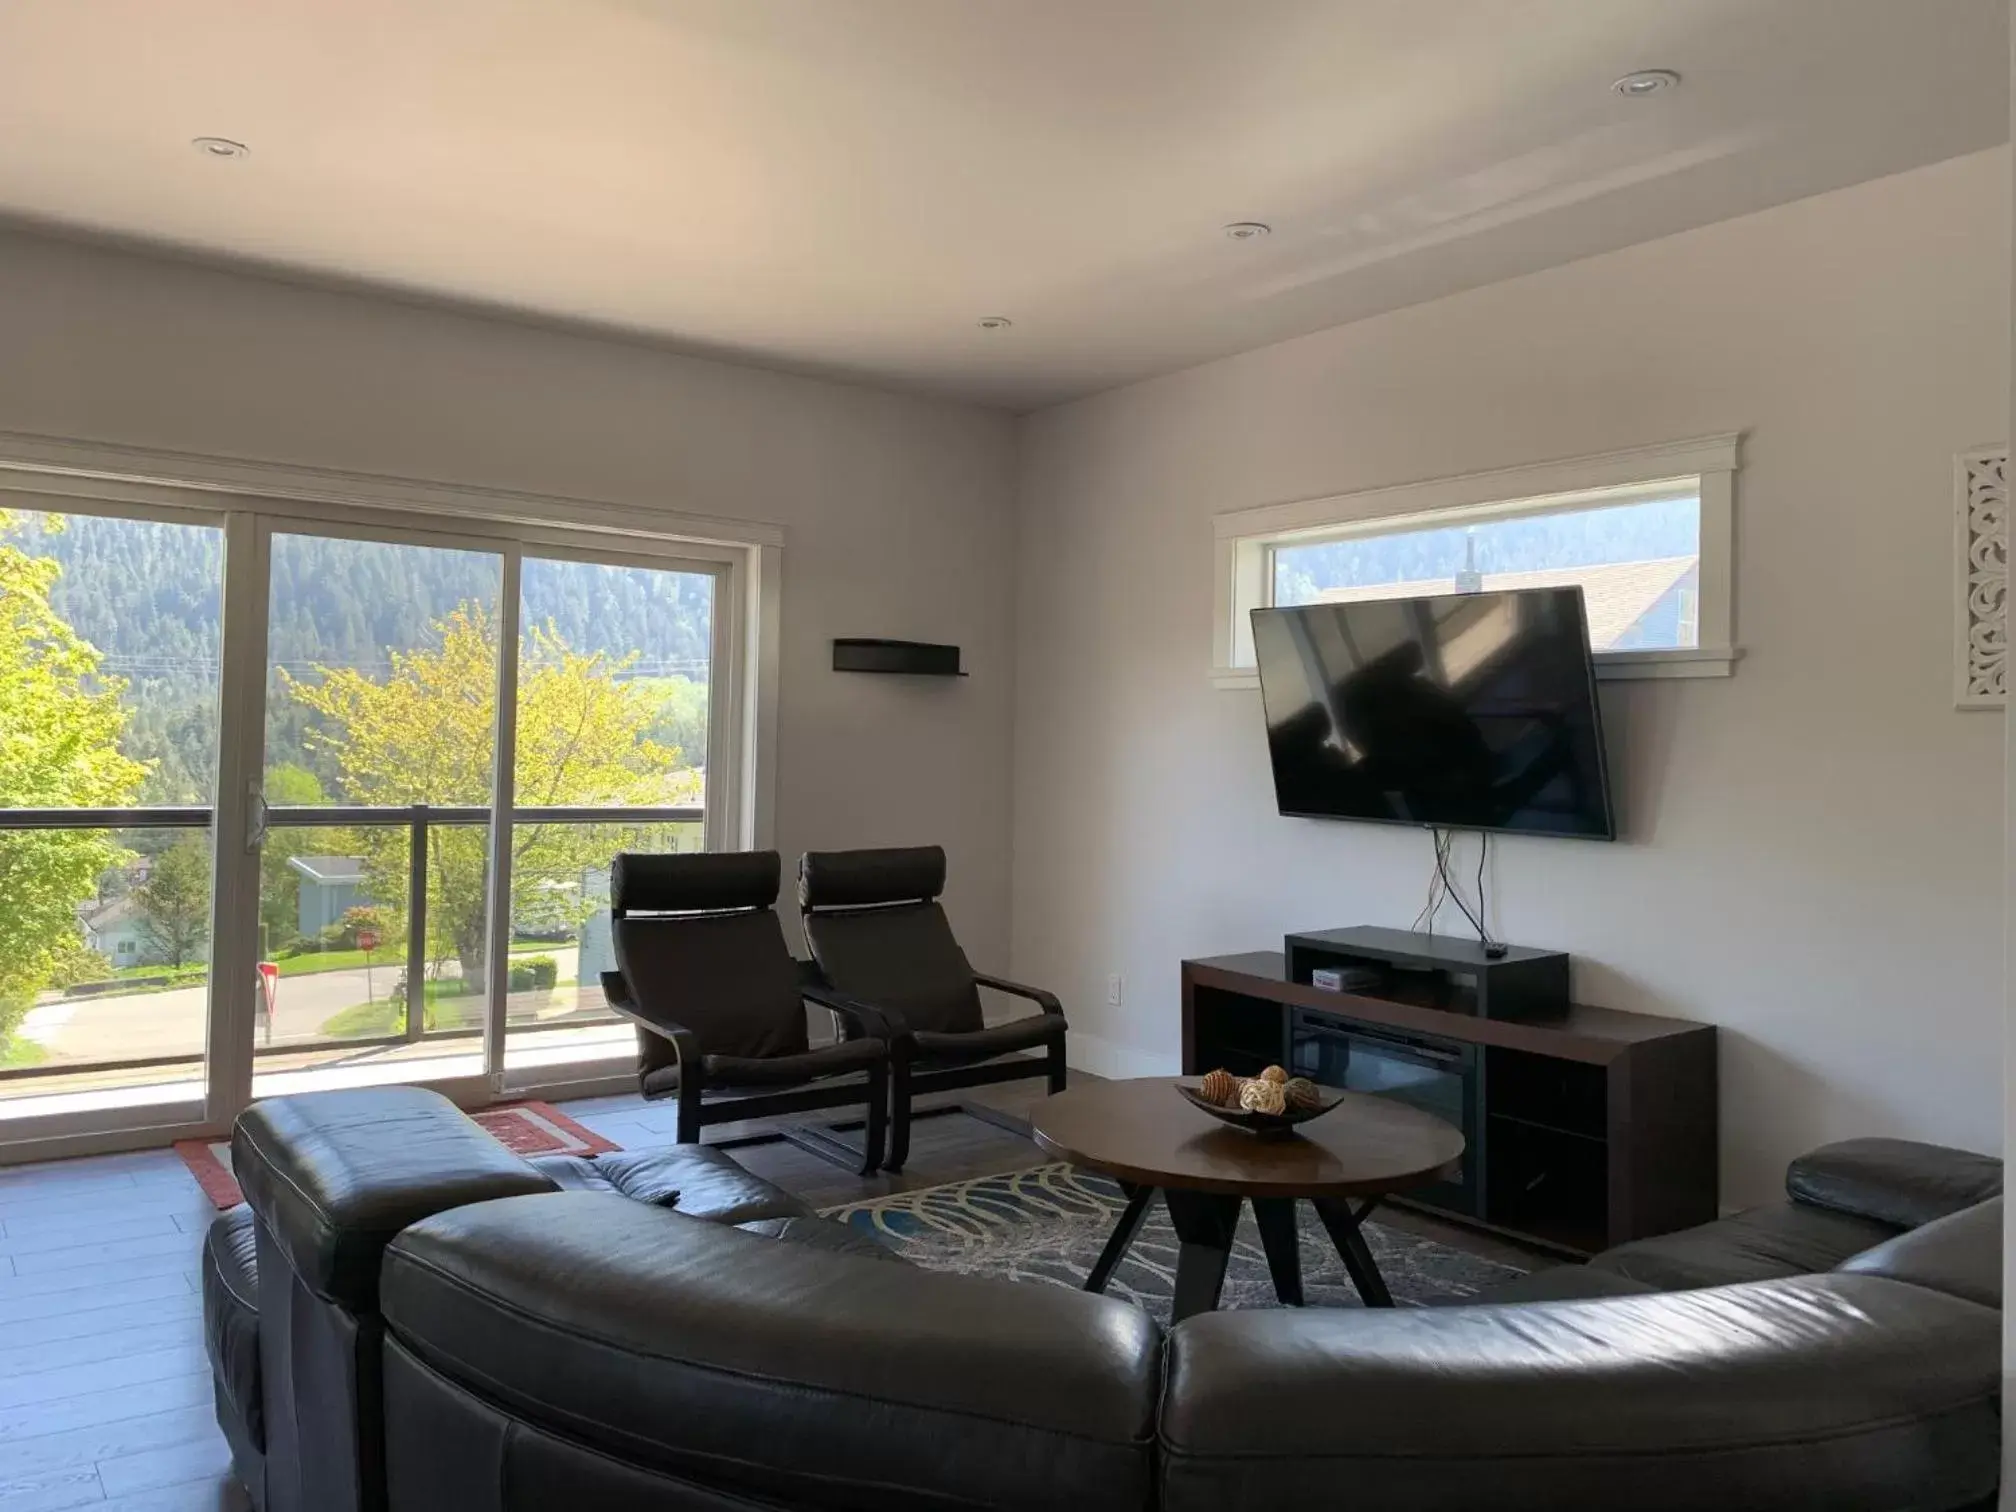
[1213,435,1738,686]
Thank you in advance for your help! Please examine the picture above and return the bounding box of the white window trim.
[1211,434,1741,688]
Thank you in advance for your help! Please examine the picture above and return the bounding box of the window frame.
[1211,434,1740,687]
[0,433,782,1158]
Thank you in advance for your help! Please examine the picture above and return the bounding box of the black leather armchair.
[798,846,1066,1170]
[602,849,890,1173]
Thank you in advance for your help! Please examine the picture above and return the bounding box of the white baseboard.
[1066,1031,1177,1081]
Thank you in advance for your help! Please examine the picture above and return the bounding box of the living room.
[0,2,2010,1509]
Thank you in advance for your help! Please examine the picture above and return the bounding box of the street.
[22,947,583,1064]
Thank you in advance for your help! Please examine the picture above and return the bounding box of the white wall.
[0,228,1019,964]
[1012,147,2011,1205]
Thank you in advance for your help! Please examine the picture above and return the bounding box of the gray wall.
[1011,146,2010,1205]
[0,226,1020,969]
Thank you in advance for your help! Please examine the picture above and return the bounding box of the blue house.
[289,855,366,936]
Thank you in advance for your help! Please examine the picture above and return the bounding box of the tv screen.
[1251,588,1616,839]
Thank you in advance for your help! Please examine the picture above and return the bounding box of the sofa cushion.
[625,1144,811,1224]
[735,1213,908,1262]
[1590,1200,1899,1291]
[201,1205,264,1452]
[1160,1274,2002,1512]
[1787,1138,2003,1230]
[1471,1263,1660,1305]
[1837,1197,2002,1311]
[532,1143,809,1222]
[523,1153,619,1195]
[526,1146,722,1208]
[232,1087,556,1310]
[535,1146,879,1257]
[382,1193,1161,1510]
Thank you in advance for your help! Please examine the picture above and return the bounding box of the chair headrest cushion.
[613,850,780,915]
[799,846,946,910]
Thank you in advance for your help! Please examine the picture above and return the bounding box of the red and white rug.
[175,1100,622,1210]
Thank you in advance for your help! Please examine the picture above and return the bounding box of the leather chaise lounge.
[204,1087,2004,1512]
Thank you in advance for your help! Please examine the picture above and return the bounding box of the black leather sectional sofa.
[203,1087,2003,1512]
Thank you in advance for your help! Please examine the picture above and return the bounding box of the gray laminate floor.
[0,1145,240,1512]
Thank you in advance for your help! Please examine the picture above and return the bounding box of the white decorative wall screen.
[1955,447,2008,710]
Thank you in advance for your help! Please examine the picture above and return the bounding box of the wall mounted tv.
[1251,587,1616,839]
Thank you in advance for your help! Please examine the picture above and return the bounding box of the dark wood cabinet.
[1182,951,1718,1256]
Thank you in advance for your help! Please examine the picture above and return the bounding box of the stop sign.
[356,929,379,952]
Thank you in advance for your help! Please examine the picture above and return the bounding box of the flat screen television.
[1251,587,1616,839]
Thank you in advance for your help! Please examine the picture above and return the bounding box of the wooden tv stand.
[1182,950,1718,1256]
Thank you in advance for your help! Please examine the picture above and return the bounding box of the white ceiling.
[0,0,2006,410]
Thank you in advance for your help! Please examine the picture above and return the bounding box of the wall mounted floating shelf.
[831,638,966,676]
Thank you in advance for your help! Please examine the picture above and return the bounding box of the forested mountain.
[11,511,714,806]
[1274,494,1699,603]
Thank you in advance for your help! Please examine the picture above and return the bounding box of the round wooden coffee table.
[1030,1076,1465,1320]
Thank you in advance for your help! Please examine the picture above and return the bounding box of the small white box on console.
[1310,966,1382,993]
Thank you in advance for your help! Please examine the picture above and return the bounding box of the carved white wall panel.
[1956,447,2007,710]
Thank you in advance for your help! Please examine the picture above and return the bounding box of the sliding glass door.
[250,528,504,1096]
[0,487,737,1148]
[499,554,713,1080]
[0,500,227,1124]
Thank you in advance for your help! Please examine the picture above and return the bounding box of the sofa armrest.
[1160,1276,2000,1512]
[233,1086,555,1312]
[1837,1196,2003,1309]
[1787,1138,2002,1229]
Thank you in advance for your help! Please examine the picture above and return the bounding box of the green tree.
[284,606,695,996]
[0,511,149,1049]
[643,676,709,772]
[136,834,211,968]
[258,762,326,953]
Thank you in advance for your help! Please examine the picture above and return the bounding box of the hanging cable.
[1434,829,1493,949]
[1476,830,1491,941]
[1411,827,1450,935]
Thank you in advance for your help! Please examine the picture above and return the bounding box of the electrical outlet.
[1105,973,1124,1007]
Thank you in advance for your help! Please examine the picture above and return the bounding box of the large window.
[501,556,714,1077]
[0,504,224,1120]
[0,470,759,1144]
[1213,436,1738,686]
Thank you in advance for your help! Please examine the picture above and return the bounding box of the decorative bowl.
[1176,1082,1343,1139]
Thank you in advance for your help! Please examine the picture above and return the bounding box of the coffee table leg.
[1249,1197,1304,1306]
[1314,1197,1394,1308]
[1164,1189,1241,1322]
[1084,1182,1156,1294]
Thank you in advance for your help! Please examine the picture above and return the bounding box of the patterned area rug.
[175,1099,620,1209]
[824,1163,1520,1320]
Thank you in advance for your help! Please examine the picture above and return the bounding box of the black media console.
[1183,929,1718,1256]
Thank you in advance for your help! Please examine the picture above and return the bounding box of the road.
[23,947,582,1064]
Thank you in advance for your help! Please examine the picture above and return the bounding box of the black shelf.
[831,638,966,676]
[1487,1110,1608,1145]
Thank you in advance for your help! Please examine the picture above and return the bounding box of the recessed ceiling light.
[1612,69,1680,98]
[976,315,1013,331]
[192,137,250,160]
[1223,222,1272,241]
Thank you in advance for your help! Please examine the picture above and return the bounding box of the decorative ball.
[1199,1068,1238,1107]
[1259,1064,1289,1086]
[1239,1078,1287,1115]
[1283,1077,1325,1112]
